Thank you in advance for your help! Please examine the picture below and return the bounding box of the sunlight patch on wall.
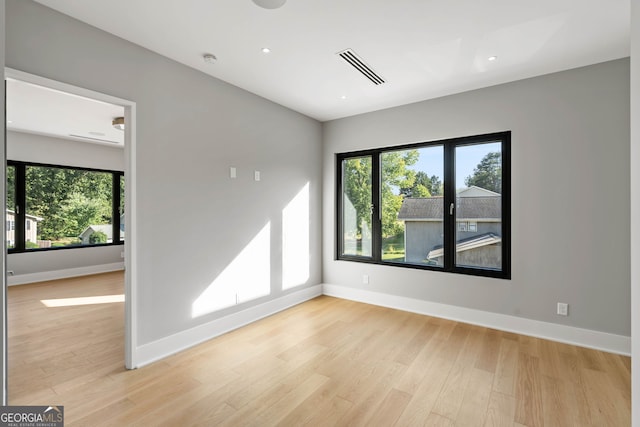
[282,183,310,290]
[41,294,124,307]
[192,222,271,318]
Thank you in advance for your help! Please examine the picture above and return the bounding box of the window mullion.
[443,143,456,272]
[372,153,382,262]
[15,163,26,252]
[112,173,121,244]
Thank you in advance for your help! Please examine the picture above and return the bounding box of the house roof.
[6,209,44,222]
[427,233,502,260]
[79,224,113,239]
[398,196,501,220]
[457,186,501,197]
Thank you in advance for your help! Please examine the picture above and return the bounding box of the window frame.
[336,131,511,279]
[7,160,125,253]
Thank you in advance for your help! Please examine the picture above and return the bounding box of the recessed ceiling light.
[340,95,347,100]
[203,53,217,64]
[488,56,498,61]
[252,0,286,9]
[261,47,271,54]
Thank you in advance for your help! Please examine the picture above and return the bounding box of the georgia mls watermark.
[0,406,64,427]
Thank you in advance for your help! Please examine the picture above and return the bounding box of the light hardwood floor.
[8,272,630,426]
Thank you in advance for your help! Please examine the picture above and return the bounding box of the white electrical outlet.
[254,171,261,181]
[557,302,569,316]
[362,274,369,284]
[230,167,237,179]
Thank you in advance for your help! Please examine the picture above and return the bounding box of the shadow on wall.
[191,183,311,318]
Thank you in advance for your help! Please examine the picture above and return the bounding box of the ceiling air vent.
[69,134,120,144]
[337,49,386,86]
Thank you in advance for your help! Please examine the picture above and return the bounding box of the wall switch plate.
[362,274,369,284]
[254,171,261,181]
[557,302,569,316]
[230,167,237,179]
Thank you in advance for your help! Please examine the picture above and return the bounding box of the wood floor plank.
[515,352,544,427]
[492,337,518,396]
[365,387,412,426]
[455,368,494,426]
[394,355,454,426]
[425,412,456,427]
[7,273,631,426]
[483,391,516,427]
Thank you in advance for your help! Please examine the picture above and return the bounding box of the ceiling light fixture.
[261,47,271,54]
[340,95,347,100]
[488,56,498,61]
[203,53,217,64]
[252,0,286,9]
[112,117,125,131]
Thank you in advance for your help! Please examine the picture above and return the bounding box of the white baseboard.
[7,262,125,286]
[134,284,323,368]
[322,284,630,356]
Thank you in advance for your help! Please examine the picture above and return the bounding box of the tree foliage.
[343,150,423,240]
[6,166,16,209]
[400,171,442,198]
[25,167,112,240]
[342,157,373,240]
[89,231,108,244]
[381,151,419,237]
[464,152,502,193]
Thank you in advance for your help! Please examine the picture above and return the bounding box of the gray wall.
[7,131,124,170]
[323,58,631,336]
[6,131,125,277]
[6,0,322,345]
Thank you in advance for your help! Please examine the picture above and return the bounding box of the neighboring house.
[397,186,501,268]
[6,209,43,247]
[79,213,125,244]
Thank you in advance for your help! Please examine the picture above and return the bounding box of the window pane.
[384,146,444,266]
[455,142,502,270]
[26,166,113,248]
[6,166,16,249]
[341,157,372,257]
[119,175,125,242]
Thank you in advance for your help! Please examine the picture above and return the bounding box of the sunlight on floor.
[40,294,125,307]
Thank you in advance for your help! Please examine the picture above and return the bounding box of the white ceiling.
[6,78,125,146]
[30,0,631,122]
[6,78,124,147]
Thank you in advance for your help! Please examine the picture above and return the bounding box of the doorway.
[3,69,137,397]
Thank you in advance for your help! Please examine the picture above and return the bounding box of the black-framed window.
[336,131,511,279]
[6,161,124,252]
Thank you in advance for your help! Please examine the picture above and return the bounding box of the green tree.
[400,171,442,197]
[343,150,420,239]
[6,166,16,209]
[464,152,502,193]
[60,192,106,237]
[25,166,113,240]
[89,231,108,244]
[342,157,372,239]
[381,150,419,238]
